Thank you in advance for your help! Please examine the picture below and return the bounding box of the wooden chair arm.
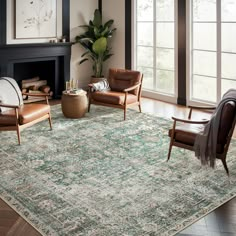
[22,92,50,105]
[188,105,216,110]
[172,116,209,124]
[188,105,216,119]
[88,84,94,92]
[22,92,50,97]
[87,85,95,96]
[123,83,141,92]
[0,103,20,109]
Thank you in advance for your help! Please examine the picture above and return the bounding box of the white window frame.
[187,0,217,106]
[132,0,178,104]
[187,0,236,106]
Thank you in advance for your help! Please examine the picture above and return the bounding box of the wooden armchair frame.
[167,105,236,174]
[0,93,52,145]
[88,74,143,120]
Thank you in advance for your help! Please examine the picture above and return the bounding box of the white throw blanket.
[0,77,23,112]
[194,89,236,168]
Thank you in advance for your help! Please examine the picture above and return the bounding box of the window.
[189,0,236,104]
[221,0,236,95]
[134,0,177,100]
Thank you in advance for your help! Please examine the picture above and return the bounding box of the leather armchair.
[0,77,52,144]
[167,102,236,174]
[88,68,143,120]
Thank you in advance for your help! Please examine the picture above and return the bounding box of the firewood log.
[49,91,53,97]
[28,90,53,97]
[22,88,28,100]
[28,85,36,91]
[28,90,45,94]
[39,85,51,93]
[22,80,47,90]
[21,76,40,84]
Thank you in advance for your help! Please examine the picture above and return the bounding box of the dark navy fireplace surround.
[0,43,72,98]
[0,0,71,98]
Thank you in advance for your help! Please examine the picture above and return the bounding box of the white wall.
[102,0,126,78]
[70,0,98,88]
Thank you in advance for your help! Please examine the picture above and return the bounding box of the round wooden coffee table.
[61,90,88,118]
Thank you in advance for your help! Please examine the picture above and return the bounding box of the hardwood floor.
[0,97,235,236]
[0,199,41,236]
[177,198,236,236]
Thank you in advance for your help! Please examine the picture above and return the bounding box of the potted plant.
[75,9,116,79]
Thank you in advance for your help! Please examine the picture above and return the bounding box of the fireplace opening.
[12,57,66,101]
[14,59,56,95]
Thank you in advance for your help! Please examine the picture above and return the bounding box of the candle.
[74,79,78,89]
[76,80,78,89]
[70,79,73,90]
[66,81,70,91]
[70,79,77,90]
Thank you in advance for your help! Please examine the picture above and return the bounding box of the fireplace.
[14,58,57,99]
[0,43,72,98]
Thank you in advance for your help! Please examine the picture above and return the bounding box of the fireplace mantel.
[0,43,72,98]
[0,42,72,56]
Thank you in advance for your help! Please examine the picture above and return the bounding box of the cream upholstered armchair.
[0,77,52,144]
[88,68,143,120]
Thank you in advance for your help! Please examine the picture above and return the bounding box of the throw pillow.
[90,79,111,92]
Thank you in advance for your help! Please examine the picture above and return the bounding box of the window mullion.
[153,0,157,89]
[190,0,194,101]
[174,0,178,96]
[217,0,221,102]
[135,0,137,69]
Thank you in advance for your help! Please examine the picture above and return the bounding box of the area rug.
[0,105,236,236]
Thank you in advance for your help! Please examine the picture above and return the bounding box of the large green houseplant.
[75,9,116,78]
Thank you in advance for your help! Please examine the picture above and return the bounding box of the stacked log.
[21,76,53,103]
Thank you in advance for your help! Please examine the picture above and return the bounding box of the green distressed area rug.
[0,104,236,236]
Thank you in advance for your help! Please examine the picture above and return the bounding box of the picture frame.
[15,0,57,39]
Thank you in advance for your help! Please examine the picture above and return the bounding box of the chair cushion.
[168,123,225,153]
[169,123,204,146]
[91,91,138,105]
[0,104,50,125]
[108,68,142,95]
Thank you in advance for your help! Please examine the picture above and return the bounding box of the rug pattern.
[0,105,236,236]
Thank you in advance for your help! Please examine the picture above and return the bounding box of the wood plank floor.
[0,200,41,236]
[0,97,235,236]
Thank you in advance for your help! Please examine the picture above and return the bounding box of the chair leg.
[167,121,176,162]
[88,102,91,112]
[221,158,229,176]
[48,113,52,130]
[16,126,21,145]
[167,141,173,162]
[138,103,142,113]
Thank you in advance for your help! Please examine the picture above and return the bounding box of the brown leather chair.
[167,102,236,174]
[0,78,52,144]
[88,68,143,120]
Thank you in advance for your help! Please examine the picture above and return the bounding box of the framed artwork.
[15,0,57,39]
